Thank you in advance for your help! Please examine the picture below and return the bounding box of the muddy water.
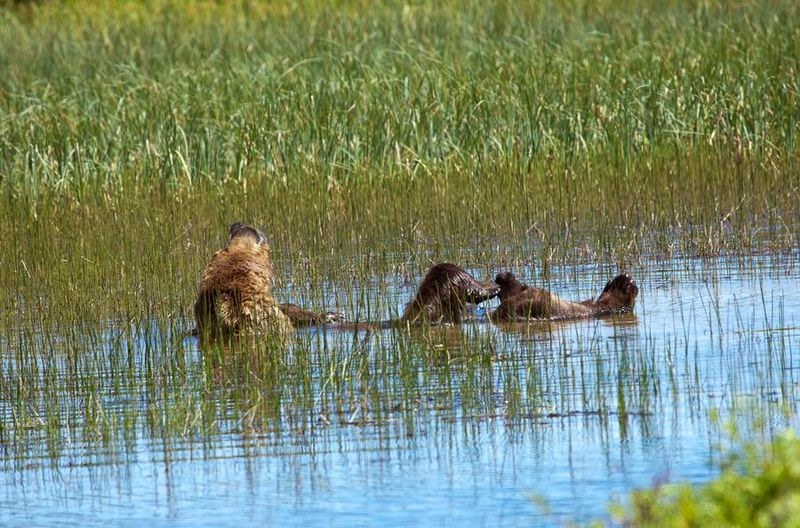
[1,255,799,526]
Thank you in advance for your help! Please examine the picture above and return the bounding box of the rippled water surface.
[2,255,799,526]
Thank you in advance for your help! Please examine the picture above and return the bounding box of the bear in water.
[399,263,500,324]
[491,271,638,321]
[194,223,293,340]
[194,224,498,337]
[195,223,345,340]
[294,262,499,331]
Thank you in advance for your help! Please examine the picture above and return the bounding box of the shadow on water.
[1,256,799,526]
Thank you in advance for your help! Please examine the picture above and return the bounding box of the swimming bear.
[194,224,499,337]
[194,223,294,339]
[491,271,638,321]
[307,262,500,331]
[399,262,500,324]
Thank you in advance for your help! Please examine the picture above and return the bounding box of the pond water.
[1,255,799,526]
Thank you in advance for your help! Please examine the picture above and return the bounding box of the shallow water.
[1,255,799,526]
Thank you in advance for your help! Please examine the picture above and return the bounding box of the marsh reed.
[0,3,798,512]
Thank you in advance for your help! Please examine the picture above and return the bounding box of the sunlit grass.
[0,1,797,505]
[0,0,798,331]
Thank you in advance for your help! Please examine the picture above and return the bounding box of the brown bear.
[491,271,638,321]
[399,262,500,324]
[318,263,500,331]
[194,224,498,337]
[194,223,343,340]
[194,223,293,340]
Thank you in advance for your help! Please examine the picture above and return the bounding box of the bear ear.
[494,271,515,285]
[254,227,267,245]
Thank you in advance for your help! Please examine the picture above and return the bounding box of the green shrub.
[610,431,800,527]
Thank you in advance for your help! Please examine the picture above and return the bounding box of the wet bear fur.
[492,271,638,321]
[400,263,500,324]
[194,223,292,340]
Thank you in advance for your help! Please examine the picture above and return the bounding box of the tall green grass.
[1,0,797,265]
[1,1,797,193]
[0,0,797,385]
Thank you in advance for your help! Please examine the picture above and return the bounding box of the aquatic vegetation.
[0,0,797,341]
[0,0,798,525]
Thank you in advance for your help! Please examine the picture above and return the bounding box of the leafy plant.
[609,431,800,527]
